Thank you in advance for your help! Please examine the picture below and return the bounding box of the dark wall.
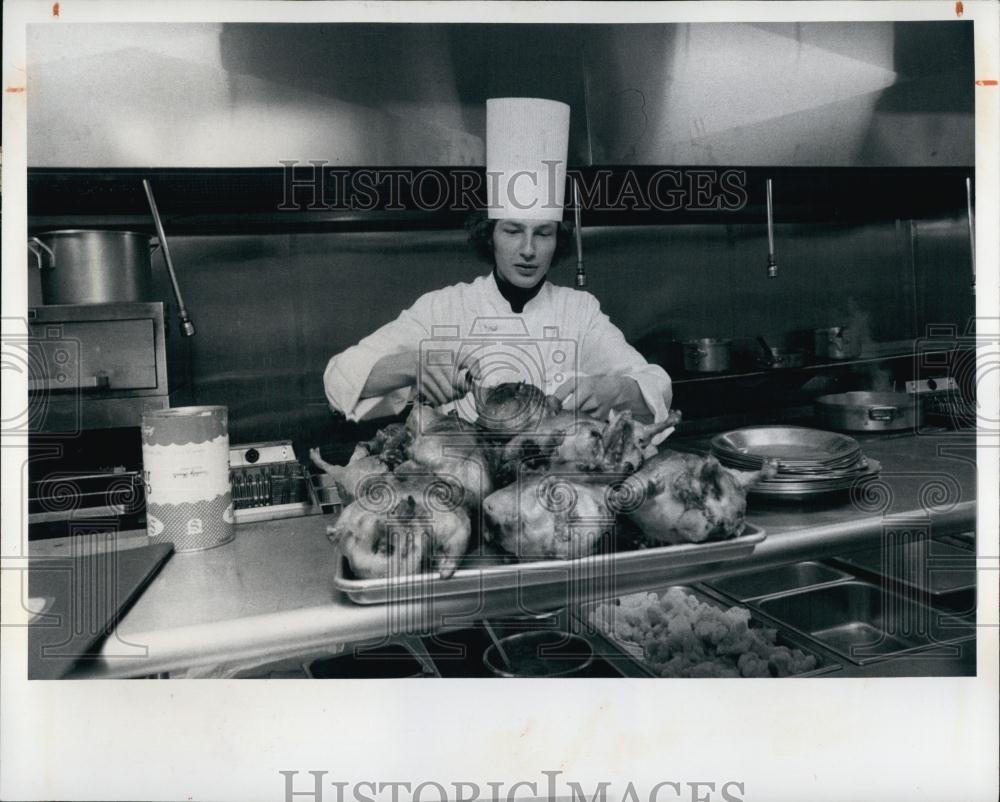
[152,214,972,450]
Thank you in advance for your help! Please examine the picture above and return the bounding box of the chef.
[324,97,672,431]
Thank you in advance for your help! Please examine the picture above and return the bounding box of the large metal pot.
[815,391,924,432]
[683,337,732,372]
[29,230,156,305]
[814,326,862,360]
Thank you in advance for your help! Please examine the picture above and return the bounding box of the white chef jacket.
[324,273,672,431]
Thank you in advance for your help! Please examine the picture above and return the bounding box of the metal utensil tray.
[574,584,840,678]
[749,580,976,665]
[333,524,766,605]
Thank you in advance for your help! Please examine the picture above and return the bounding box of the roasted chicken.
[482,474,616,560]
[328,470,472,579]
[620,450,777,545]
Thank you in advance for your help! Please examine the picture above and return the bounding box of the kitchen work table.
[28,432,979,678]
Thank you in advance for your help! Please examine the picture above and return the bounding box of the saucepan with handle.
[682,337,733,373]
[814,326,862,361]
[815,391,924,432]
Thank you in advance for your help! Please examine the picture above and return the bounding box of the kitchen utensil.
[754,335,806,369]
[814,326,862,360]
[142,179,196,336]
[711,426,863,469]
[815,391,924,432]
[29,230,156,305]
[483,619,514,671]
[683,337,732,372]
[482,631,594,677]
[333,524,766,605]
[711,426,878,501]
[764,347,807,369]
[748,459,881,501]
[751,580,976,665]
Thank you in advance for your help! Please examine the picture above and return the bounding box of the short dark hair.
[464,212,575,266]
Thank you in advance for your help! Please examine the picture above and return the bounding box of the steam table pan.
[706,561,855,602]
[829,539,976,607]
[749,580,976,665]
[575,584,840,678]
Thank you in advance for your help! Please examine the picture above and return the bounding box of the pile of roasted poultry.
[312,382,776,580]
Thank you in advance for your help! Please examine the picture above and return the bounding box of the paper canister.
[141,406,234,552]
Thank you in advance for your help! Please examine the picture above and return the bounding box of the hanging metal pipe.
[766,178,777,278]
[966,176,976,290]
[143,179,195,336]
[573,179,586,287]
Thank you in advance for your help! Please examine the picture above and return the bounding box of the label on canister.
[142,406,234,552]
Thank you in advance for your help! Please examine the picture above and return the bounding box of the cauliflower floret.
[591,589,819,679]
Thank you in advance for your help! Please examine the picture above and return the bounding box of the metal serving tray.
[333,524,766,605]
[750,580,977,665]
[707,561,855,602]
[575,584,840,678]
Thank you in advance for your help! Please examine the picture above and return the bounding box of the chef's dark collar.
[492,268,546,314]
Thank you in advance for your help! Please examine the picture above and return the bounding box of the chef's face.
[492,218,559,288]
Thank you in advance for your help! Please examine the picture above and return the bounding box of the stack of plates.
[710,426,880,500]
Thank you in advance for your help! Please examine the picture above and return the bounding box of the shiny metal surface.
[33,230,154,304]
[749,459,881,501]
[706,561,854,601]
[683,338,733,372]
[815,391,924,432]
[814,326,863,360]
[712,426,862,467]
[831,539,976,598]
[27,301,190,431]
[332,524,766,606]
[751,580,976,665]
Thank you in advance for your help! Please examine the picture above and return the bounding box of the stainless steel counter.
[32,432,977,678]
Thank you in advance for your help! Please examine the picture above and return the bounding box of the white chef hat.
[486,97,570,221]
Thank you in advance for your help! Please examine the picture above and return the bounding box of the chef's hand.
[553,375,650,421]
[414,352,481,406]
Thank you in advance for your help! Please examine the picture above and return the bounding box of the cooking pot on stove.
[683,338,732,373]
[28,230,157,305]
[815,391,924,432]
[814,326,862,361]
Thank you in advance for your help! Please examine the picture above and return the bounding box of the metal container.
[141,406,234,552]
[30,230,155,305]
[683,337,732,372]
[815,391,924,432]
[707,562,855,602]
[577,585,840,677]
[752,580,976,665]
[482,631,594,677]
[761,347,807,369]
[830,540,976,606]
[814,326,862,360]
